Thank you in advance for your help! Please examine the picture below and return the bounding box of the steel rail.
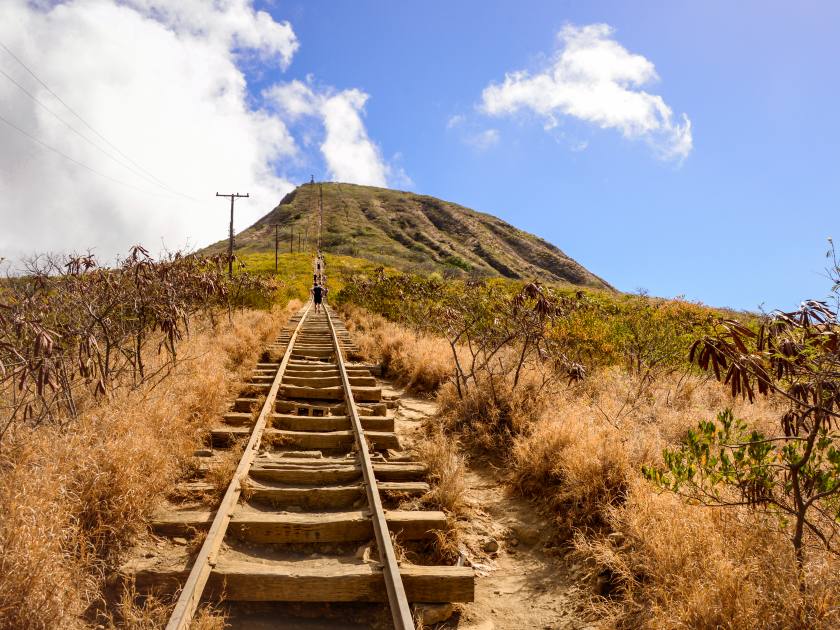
[166,301,313,630]
[324,304,414,629]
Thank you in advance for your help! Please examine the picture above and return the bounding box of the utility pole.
[216,192,249,276]
[273,224,279,272]
[289,228,293,253]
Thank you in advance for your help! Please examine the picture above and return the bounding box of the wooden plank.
[249,464,360,484]
[275,400,346,415]
[212,427,398,450]
[249,461,425,484]
[247,479,427,509]
[271,414,393,432]
[130,560,474,603]
[152,510,215,536]
[272,429,399,450]
[223,412,253,426]
[153,509,446,541]
[283,375,377,387]
[229,509,446,542]
[233,397,259,412]
[281,384,382,402]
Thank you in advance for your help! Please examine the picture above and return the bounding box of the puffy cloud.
[481,23,692,160]
[266,80,389,187]
[0,0,301,261]
[122,0,299,67]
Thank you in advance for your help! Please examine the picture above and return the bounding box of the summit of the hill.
[204,182,611,289]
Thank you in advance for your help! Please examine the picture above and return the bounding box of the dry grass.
[0,301,298,629]
[436,361,553,448]
[342,305,451,395]
[510,368,840,628]
[415,427,469,518]
[575,479,840,629]
[203,440,246,504]
[112,584,225,630]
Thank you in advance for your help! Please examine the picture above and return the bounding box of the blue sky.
[256,0,840,311]
[1,1,837,311]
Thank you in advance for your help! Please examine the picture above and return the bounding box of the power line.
[0,110,178,198]
[0,38,202,202]
[0,66,193,200]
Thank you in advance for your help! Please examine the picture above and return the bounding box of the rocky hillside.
[205,182,610,289]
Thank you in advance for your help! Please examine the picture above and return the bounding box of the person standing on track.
[311,282,324,313]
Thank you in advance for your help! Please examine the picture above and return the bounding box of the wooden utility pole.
[273,224,279,272]
[216,192,249,276]
[289,229,293,253]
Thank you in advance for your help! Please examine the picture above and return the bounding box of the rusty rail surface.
[324,303,414,629]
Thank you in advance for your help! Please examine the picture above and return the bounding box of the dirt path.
[388,387,593,630]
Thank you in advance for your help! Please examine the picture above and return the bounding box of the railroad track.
[123,288,473,627]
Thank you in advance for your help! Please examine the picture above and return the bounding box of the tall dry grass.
[511,369,839,628]
[415,427,469,518]
[347,307,840,629]
[342,305,451,395]
[0,302,298,629]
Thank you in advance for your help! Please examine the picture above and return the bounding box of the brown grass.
[511,368,840,628]
[436,361,552,448]
[0,301,298,629]
[415,427,469,518]
[342,305,451,395]
[112,584,225,630]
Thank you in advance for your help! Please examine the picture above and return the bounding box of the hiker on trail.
[311,283,324,313]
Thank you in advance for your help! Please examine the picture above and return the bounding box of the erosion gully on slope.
[121,303,473,629]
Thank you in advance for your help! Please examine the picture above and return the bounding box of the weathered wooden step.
[283,375,377,387]
[234,397,260,412]
[270,414,393,432]
[291,347,334,358]
[223,412,253,426]
[249,461,426,484]
[127,558,474,603]
[275,400,346,415]
[247,481,429,508]
[280,385,381,402]
[211,427,399,450]
[152,509,445,541]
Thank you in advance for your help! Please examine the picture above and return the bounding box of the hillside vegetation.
[336,260,840,629]
[205,182,610,288]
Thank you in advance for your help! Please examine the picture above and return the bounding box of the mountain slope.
[206,182,611,289]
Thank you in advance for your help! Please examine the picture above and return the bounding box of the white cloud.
[466,128,500,150]
[446,114,465,129]
[481,23,692,161]
[123,0,299,67]
[0,0,302,261]
[266,80,390,187]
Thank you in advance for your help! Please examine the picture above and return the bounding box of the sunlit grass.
[237,251,395,302]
